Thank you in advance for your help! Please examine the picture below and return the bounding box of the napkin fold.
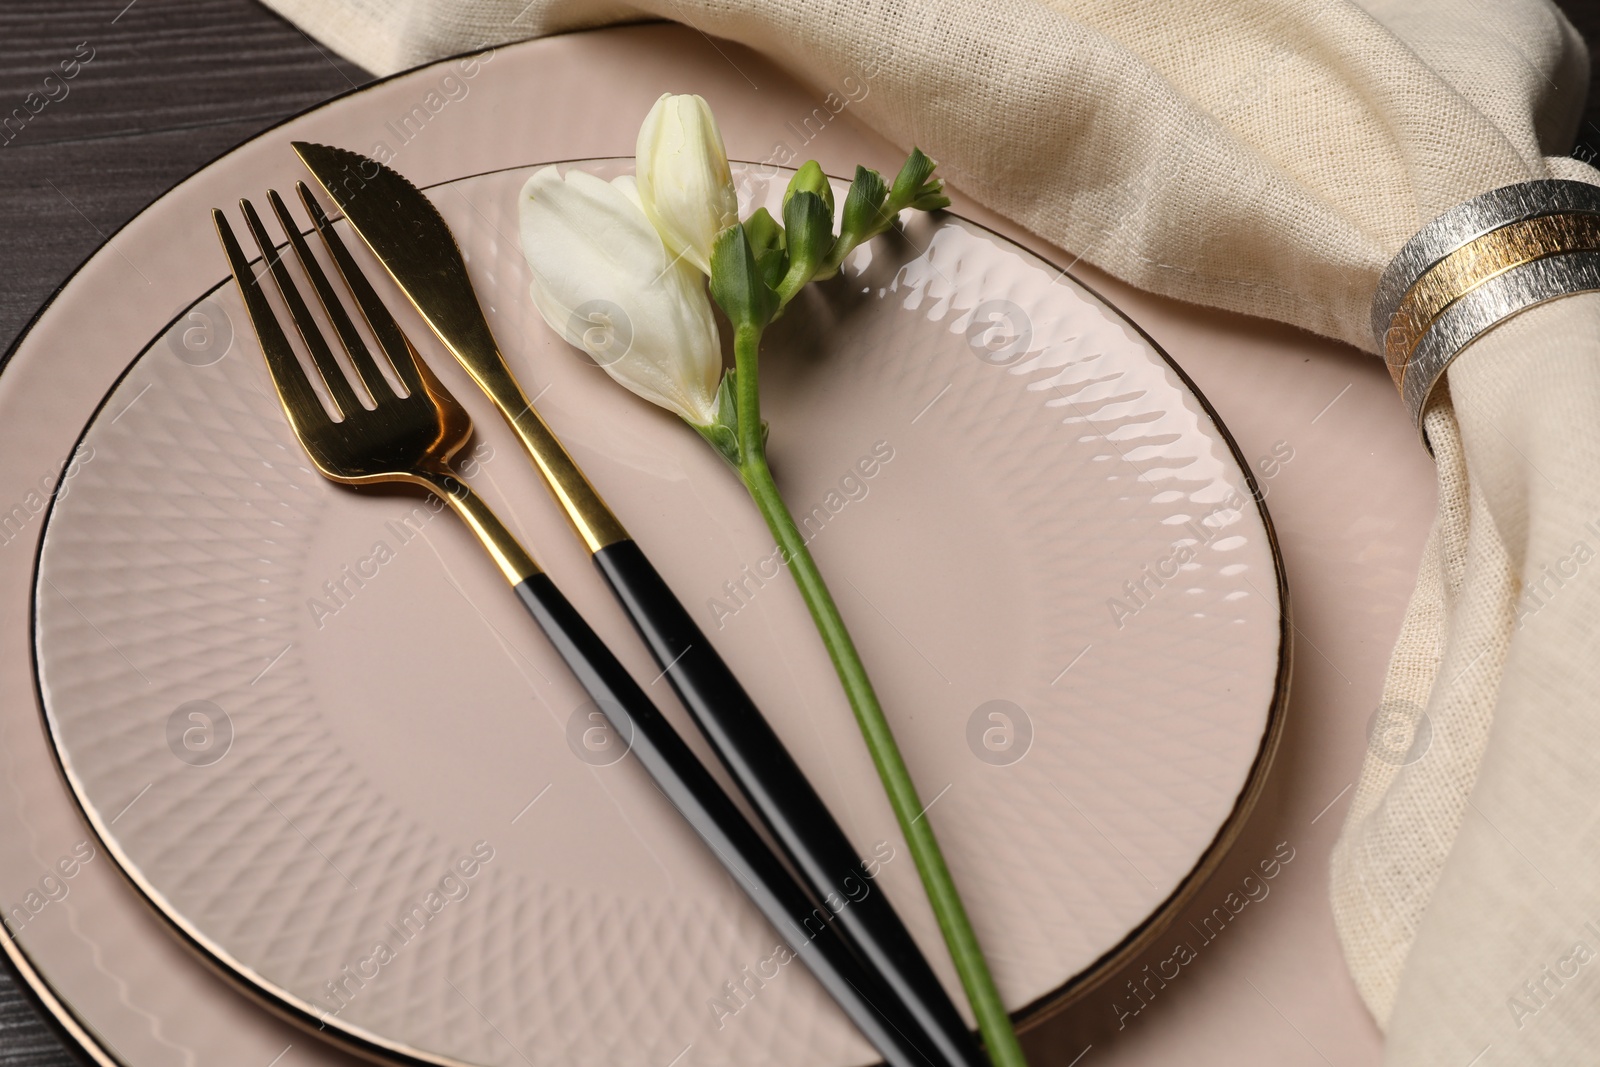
[259,0,1600,1059]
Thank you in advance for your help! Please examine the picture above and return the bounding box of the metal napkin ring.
[1372,179,1600,442]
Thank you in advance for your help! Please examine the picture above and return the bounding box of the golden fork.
[216,186,536,584]
[210,185,941,1067]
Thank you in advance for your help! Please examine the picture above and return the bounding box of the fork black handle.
[512,573,944,1067]
[591,540,988,1067]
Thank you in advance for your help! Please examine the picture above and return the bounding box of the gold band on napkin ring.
[1372,179,1600,439]
[1384,213,1600,376]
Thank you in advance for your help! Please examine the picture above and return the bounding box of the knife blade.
[293,139,627,553]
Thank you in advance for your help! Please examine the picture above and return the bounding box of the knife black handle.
[592,540,987,1067]
[512,573,944,1067]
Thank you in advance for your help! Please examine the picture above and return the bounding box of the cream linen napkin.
[258,0,1600,1059]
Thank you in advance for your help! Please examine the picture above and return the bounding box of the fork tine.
[213,208,326,431]
[239,196,363,419]
[297,182,425,398]
[267,189,396,404]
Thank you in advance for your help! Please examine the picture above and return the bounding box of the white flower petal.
[635,93,740,277]
[519,165,722,426]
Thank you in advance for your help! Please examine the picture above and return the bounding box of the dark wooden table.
[0,5,368,1063]
[2,1,1598,1062]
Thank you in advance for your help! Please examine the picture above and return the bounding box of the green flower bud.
[744,205,785,254]
[771,190,836,306]
[710,219,780,330]
[910,177,950,213]
[889,148,937,209]
[782,191,834,278]
[839,165,890,242]
[742,206,789,290]
[784,160,835,215]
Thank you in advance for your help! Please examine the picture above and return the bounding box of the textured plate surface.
[0,25,1438,1067]
[32,152,1281,1067]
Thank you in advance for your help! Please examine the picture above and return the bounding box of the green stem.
[729,325,1027,1067]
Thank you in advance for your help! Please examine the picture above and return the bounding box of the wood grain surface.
[0,1,1597,1062]
[0,2,369,1063]
[0,0,369,358]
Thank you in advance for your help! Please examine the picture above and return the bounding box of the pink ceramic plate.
[3,27,1283,1067]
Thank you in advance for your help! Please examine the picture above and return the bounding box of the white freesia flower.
[518,166,722,426]
[635,93,740,276]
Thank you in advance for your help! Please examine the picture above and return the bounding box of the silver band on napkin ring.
[1401,249,1600,423]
